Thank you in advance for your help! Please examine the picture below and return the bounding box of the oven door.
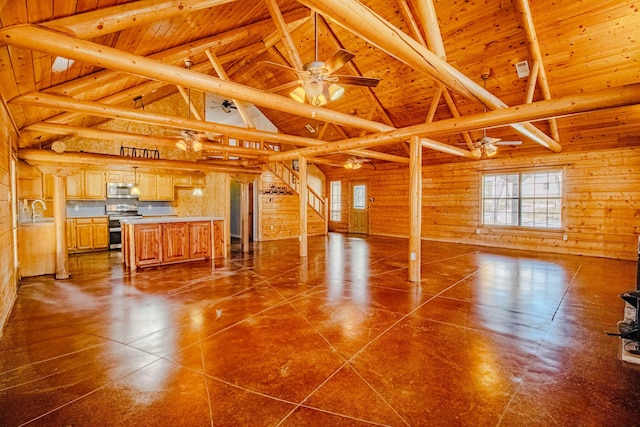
[109,226,122,249]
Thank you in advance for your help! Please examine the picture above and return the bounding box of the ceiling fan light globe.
[329,83,344,101]
[290,87,306,103]
[311,94,327,106]
[176,140,187,151]
[484,143,498,157]
[471,147,482,158]
[192,141,203,152]
[304,77,324,97]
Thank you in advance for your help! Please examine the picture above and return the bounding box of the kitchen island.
[121,216,225,271]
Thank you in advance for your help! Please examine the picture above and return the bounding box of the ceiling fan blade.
[333,74,380,87]
[495,140,523,145]
[266,80,303,93]
[259,61,300,78]
[324,48,355,74]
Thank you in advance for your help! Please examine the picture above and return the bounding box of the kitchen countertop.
[121,216,224,225]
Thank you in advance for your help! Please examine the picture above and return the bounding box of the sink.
[22,218,54,224]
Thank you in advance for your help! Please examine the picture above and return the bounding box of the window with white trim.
[482,170,562,228]
[330,180,342,221]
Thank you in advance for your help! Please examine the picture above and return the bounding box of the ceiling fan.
[261,13,380,106]
[343,157,372,170]
[472,68,522,158]
[175,58,206,152]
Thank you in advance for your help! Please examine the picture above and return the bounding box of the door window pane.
[353,184,366,209]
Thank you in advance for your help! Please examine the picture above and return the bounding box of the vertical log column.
[36,165,73,280]
[53,175,69,279]
[241,182,250,254]
[408,135,422,282]
[299,156,308,257]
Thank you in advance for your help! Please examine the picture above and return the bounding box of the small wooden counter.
[18,221,56,277]
[121,217,225,271]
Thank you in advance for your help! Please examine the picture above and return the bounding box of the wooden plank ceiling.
[0,0,638,169]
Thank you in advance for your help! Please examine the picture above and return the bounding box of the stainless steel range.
[106,204,142,249]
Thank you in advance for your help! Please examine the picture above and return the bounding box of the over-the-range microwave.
[106,182,138,199]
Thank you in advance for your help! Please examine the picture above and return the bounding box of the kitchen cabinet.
[173,174,205,187]
[213,220,225,259]
[122,217,223,270]
[190,221,212,259]
[66,171,106,200]
[66,173,84,199]
[84,171,106,199]
[18,222,55,277]
[162,222,189,263]
[133,223,163,267]
[67,217,109,252]
[106,170,136,184]
[138,173,174,201]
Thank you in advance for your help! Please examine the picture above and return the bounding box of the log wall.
[326,147,640,260]
[258,171,325,241]
[0,97,18,337]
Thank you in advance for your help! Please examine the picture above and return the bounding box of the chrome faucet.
[31,199,47,221]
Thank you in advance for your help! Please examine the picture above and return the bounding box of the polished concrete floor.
[2,233,640,426]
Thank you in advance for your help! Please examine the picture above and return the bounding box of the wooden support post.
[53,175,69,279]
[299,156,308,257]
[408,135,422,282]
[241,182,250,253]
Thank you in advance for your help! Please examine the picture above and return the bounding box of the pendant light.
[131,166,141,195]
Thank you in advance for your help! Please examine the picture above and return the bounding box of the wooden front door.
[349,182,368,234]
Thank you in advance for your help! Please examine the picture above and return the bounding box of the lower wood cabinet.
[125,219,222,270]
[190,221,212,259]
[162,222,190,263]
[67,217,109,253]
[134,224,163,267]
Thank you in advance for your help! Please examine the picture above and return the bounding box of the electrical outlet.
[475,228,481,234]
[563,234,568,241]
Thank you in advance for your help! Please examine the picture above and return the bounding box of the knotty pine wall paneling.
[258,171,325,241]
[0,96,18,337]
[324,147,640,260]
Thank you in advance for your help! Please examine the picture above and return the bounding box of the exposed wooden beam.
[41,0,237,39]
[23,122,271,158]
[298,0,562,152]
[0,25,392,134]
[319,16,394,127]
[413,0,446,59]
[29,9,309,102]
[205,49,255,128]
[259,83,640,162]
[264,0,305,71]
[18,93,409,164]
[18,149,262,175]
[514,0,561,142]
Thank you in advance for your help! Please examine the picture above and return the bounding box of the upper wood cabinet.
[138,173,174,201]
[105,170,136,184]
[173,174,205,187]
[84,171,106,199]
[66,171,106,200]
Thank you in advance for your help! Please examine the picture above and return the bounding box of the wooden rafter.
[263,0,305,71]
[514,0,561,142]
[298,0,562,152]
[0,25,393,134]
[40,0,238,39]
[17,93,410,164]
[205,49,255,128]
[260,83,640,162]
